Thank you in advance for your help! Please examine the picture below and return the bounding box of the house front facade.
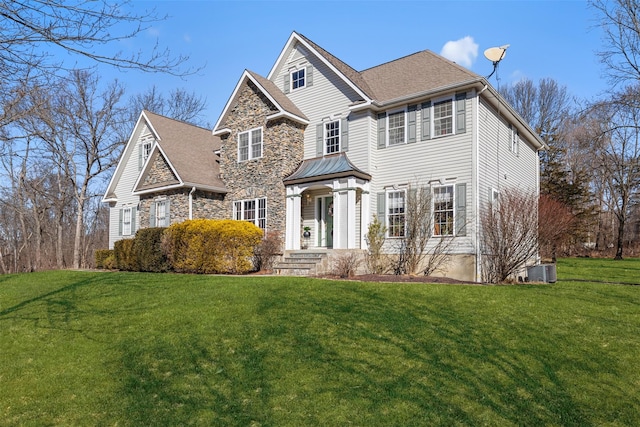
[104,32,545,282]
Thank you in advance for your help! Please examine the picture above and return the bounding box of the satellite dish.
[484,44,510,79]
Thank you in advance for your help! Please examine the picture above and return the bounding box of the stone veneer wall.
[139,189,226,227]
[142,151,179,187]
[219,80,305,241]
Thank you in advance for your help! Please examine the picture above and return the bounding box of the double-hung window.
[234,197,267,230]
[387,190,406,237]
[123,207,132,236]
[156,201,168,227]
[510,125,519,155]
[433,186,454,236]
[387,111,406,146]
[238,127,263,162]
[291,68,305,90]
[325,120,340,154]
[433,99,453,136]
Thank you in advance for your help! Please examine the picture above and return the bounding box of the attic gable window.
[291,68,305,90]
[238,127,263,162]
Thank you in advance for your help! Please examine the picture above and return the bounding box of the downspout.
[189,187,196,220]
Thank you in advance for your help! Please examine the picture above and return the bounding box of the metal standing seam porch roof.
[283,152,371,185]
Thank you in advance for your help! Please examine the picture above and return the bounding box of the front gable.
[137,150,180,191]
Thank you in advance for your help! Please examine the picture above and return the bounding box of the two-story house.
[103,31,545,281]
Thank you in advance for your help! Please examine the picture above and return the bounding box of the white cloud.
[440,36,479,68]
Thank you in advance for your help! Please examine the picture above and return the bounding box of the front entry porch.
[284,177,370,251]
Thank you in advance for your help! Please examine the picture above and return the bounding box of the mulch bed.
[322,274,481,285]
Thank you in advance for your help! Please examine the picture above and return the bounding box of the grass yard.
[1,259,639,426]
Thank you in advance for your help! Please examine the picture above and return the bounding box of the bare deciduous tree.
[538,194,576,262]
[591,0,640,86]
[481,188,539,284]
[588,87,640,259]
[0,0,192,84]
[129,86,209,127]
[390,185,456,276]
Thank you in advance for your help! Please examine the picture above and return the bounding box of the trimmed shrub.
[113,238,137,271]
[163,219,263,274]
[103,254,117,270]
[133,227,169,272]
[95,249,113,269]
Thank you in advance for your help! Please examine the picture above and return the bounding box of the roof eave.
[266,111,309,125]
[284,170,372,186]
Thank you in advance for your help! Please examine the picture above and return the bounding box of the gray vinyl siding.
[107,124,155,248]
[369,92,475,254]
[276,47,370,173]
[477,98,539,212]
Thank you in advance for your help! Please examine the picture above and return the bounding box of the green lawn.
[1,259,639,426]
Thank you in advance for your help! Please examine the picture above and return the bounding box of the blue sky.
[100,0,608,124]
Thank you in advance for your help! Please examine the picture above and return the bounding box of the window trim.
[155,200,168,227]
[510,125,520,155]
[431,96,455,138]
[233,197,267,231]
[386,189,406,238]
[291,68,306,91]
[386,108,407,146]
[433,185,455,237]
[237,127,263,162]
[324,120,341,154]
[122,207,132,236]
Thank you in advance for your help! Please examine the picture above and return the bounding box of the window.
[434,99,453,136]
[433,186,454,236]
[123,207,132,236]
[387,190,406,237]
[156,201,168,227]
[388,111,406,146]
[234,197,267,230]
[291,68,305,90]
[325,120,340,154]
[238,127,262,162]
[511,125,519,155]
[138,136,154,170]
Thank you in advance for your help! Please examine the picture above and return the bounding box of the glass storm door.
[317,196,333,248]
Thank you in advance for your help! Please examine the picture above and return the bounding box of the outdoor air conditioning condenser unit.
[526,264,557,283]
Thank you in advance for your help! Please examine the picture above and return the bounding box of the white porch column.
[361,182,370,250]
[332,180,342,249]
[347,177,357,248]
[285,186,301,250]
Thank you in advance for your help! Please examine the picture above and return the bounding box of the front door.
[317,196,333,248]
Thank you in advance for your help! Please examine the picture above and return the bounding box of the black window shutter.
[118,208,123,236]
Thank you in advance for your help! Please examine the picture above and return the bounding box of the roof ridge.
[143,109,212,132]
